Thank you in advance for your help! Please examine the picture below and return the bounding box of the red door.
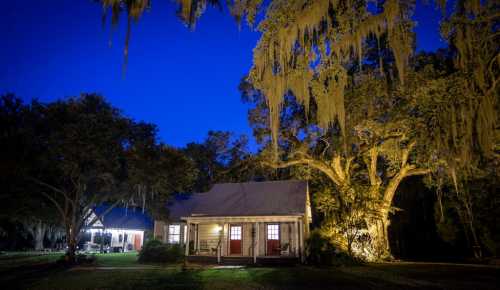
[134,234,141,250]
[230,225,242,255]
[266,224,280,256]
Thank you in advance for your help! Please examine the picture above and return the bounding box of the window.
[119,234,123,243]
[168,225,181,244]
[230,226,241,240]
[267,224,279,240]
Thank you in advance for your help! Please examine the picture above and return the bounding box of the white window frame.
[230,225,242,240]
[168,224,181,244]
[267,224,279,240]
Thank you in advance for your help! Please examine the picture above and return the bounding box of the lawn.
[1,252,498,290]
[94,252,140,267]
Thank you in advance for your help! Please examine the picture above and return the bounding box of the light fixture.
[214,225,223,233]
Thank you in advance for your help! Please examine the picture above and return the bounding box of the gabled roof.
[167,180,308,221]
[93,205,153,230]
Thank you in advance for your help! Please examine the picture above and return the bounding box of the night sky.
[1,0,445,148]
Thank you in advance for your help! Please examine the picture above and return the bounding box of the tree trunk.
[66,226,78,263]
[34,220,46,251]
[67,237,77,262]
[365,213,391,261]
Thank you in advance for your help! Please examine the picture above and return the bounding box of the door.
[266,224,280,256]
[229,225,242,255]
[134,234,141,250]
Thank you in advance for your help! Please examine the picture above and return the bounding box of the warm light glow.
[213,225,223,233]
[86,228,144,235]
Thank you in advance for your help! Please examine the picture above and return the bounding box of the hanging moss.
[248,0,415,151]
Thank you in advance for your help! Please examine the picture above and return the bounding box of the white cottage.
[154,180,312,264]
[85,206,153,252]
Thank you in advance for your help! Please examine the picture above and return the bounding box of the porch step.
[187,255,300,266]
[256,257,299,266]
[186,255,217,264]
[221,257,253,265]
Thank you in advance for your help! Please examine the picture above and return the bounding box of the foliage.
[0,94,197,260]
[138,239,183,264]
[183,130,276,192]
[243,65,433,260]
[306,230,362,266]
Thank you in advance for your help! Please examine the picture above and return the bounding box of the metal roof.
[93,205,153,230]
[167,180,308,221]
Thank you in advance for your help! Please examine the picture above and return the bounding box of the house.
[154,180,312,264]
[84,206,153,252]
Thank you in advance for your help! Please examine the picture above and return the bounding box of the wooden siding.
[154,221,166,241]
[197,224,220,255]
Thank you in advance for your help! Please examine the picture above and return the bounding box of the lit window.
[168,225,181,244]
[230,226,241,240]
[267,224,279,240]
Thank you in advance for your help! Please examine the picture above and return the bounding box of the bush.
[138,239,183,263]
[306,230,362,266]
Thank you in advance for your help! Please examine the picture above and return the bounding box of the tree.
[242,66,435,260]
[0,94,61,251]
[183,130,274,192]
[124,122,198,219]
[417,0,500,259]
[2,94,196,261]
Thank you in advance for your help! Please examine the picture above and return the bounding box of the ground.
[0,252,498,290]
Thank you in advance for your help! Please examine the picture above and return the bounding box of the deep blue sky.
[1,0,445,148]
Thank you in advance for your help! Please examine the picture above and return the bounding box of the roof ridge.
[211,179,305,187]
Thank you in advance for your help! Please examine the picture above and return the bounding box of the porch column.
[194,224,198,254]
[223,223,229,256]
[185,222,191,256]
[294,221,299,257]
[299,219,305,263]
[254,222,259,264]
[217,223,223,264]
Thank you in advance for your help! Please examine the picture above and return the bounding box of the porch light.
[214,225,223,233]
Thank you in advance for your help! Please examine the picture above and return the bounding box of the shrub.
[306,230,362,266]
[138,239,183,263]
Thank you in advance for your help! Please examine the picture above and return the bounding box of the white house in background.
[154,180,312,264]
[84,206,153,252]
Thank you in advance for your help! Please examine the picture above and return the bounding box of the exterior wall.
[154,221,166,241]
[154,221,188,246]
[107,229,144,251]
[221,224,228,256]
[241,223,253,256]
[196,223,221,255]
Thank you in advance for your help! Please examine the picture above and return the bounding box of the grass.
[0,252,62,271]
[94,252,140,267]
[1,252,498,290]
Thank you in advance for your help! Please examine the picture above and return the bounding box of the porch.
[182,215,307,264]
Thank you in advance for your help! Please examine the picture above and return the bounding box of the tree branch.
[262,156,343,186]
[28,177,76,208]
[39,191,67,224]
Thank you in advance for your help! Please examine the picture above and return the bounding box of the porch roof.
[167,180,308,221]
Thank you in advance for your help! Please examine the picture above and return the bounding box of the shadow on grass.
[245,266,425,290]
[3,261,499,290]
